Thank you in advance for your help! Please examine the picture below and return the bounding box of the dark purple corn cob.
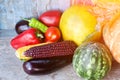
[24,41,77,58]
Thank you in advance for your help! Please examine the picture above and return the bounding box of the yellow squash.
[60,5,97,45]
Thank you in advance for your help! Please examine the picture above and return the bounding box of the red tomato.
[45,27,61,42]
[39,10,62,27]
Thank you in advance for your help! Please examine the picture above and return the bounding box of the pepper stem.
[36,30,44,38]
[22,18,31,22]
[37,34,44,38]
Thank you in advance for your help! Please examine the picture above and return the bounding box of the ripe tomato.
[39,10,62,27]
[45,27,61,42]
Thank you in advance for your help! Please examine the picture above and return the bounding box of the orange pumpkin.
[103,13,120,63]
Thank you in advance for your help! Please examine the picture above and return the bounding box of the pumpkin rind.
[73,42,112,80]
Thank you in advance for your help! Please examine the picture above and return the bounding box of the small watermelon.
[73,42,112,80]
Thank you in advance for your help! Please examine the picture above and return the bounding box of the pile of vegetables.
[10,0,120,80]
[11,10,74,74]
[70,0,120,80]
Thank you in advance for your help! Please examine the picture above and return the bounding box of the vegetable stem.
[22,18,31,23]
[37,33,44,38]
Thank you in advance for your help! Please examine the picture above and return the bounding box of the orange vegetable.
[70,0,120,6]
[70,0,95,6]
[89,1,120,27]
[103,13,120,63]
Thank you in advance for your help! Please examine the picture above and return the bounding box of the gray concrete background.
[0,0,70,29]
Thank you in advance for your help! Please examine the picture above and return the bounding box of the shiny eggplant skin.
[23,55,72,75]
[15,20,30,34]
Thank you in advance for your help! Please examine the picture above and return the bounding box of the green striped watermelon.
[73,42,112,80]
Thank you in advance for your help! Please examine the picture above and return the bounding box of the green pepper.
[24,18,48,33]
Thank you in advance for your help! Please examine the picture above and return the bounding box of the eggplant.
[23,56,72,75]
[15,20,30,34]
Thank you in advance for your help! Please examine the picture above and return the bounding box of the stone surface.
[0,0,70,29]
[1,29,120,80]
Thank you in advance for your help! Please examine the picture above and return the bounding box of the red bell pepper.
[39,10,62,27]
[10,28,43,49]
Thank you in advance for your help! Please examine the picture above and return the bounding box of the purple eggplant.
[23,56,72,75]
[15,20,30,34]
